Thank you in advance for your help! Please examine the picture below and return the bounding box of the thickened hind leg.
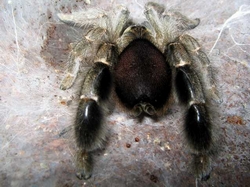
[74,62,112,179]
[177,67,212,181]
[166,43,213,180]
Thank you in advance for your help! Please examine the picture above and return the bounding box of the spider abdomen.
[114,39,172,111]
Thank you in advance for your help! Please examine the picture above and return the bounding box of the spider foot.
[60,73,76,90]
[76,171,92,180]
[76,150,93,180]
[193,154,212,181]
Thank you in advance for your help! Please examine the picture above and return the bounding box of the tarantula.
[58,2,217,182]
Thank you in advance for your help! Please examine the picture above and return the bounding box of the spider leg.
[144,2,165,41]
[74,62,112,180]
[59,6,129,90]
[178,35,219,101]
[144,2,200,44]
[60,38,92,90]
[166,42,213,181]
[74,40,116,179]
[113,6,130,39]
[60,26,114,91]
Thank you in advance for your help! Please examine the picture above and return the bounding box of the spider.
[58,2,217,182]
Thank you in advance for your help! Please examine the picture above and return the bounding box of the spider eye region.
[114,39,172,112]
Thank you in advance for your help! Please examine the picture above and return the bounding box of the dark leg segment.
[175,66,205,104]
[75,99,104,151]
[185,103,212,152]
[74,62,112,180]
[80,62,112,101]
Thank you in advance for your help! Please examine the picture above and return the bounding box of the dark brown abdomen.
[114,39,172,110]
